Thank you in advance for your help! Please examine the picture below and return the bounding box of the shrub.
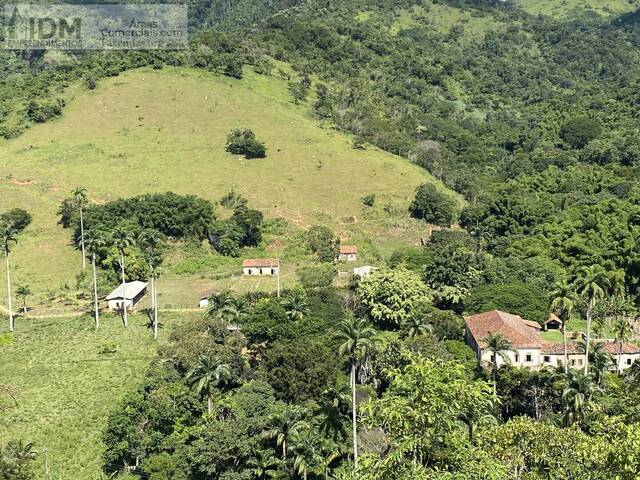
[225,129,266,159]
[409,183,457,226]
[362,193,376,207]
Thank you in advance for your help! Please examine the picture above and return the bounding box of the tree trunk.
[79,205,86,270]
[562,319,569,374]
[92,252,99,329]
[121,252,128,327]
[153,274,158,339]
[282,441,287,461]
[618,341,623,374]
[351,363,358,467]
[5,252,13,332]
[207,394,212,414]
[584,296,593,375]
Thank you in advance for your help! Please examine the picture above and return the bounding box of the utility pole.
[277,257,281,298]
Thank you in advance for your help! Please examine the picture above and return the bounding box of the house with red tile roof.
[242,259,279,276]
[465,309,640,371]
[338,245,357,262]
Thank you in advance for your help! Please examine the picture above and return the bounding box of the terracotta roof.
[339,245,357,255]
[541,341,640,355]
[242,259,279,268]
[544,313,563,326]
[523,319,542,330]
[464,310,541,349]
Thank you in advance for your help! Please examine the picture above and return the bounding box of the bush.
[0,208,32,233]
[225,129,266,159]
[362,193,376,207]
[306,225,339,262]
[409,183,457,226]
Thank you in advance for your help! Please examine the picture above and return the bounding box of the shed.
[543,313,563,331]
[338,245,357,262]
[106,281,148,311]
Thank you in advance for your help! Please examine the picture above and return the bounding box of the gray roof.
[106,281,148,300]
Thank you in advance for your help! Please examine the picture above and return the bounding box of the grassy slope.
[0,312,196,479]
[516,0,640,17]
[0,66,457,310]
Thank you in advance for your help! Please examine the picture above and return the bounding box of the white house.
[465,309,640,372]
[243,259,279,276]
[106,281,147,312]
[353,265,377,278]
[198,292,214,308]
[338,245,357,262]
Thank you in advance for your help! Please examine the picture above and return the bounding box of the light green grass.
[0,312,195,479]
[516,0,640,17]
[0,66,459,310]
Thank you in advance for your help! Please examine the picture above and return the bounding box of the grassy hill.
[0,312,195,479]
[0,66,457,312]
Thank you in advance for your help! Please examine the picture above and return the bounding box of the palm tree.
[82,230,106,328]
[0,226,17,331]
[549,279,579,373]
[613,316,633,373]
[555,369,600,426]
[335,314,377,468]
[111,227,135,327]
[577,340,611,385]
[264,407,309,461]
[15,285,30,314]
[138,230,164,339]
[249,450,280,479]
[576,265,610,374]
[282,289,309,321]
[203,291,236,322]
[401,311,432,338]
[71,187,88,270]
[186,355,231,414]
[291,430,323,480]
[482,332,514,392]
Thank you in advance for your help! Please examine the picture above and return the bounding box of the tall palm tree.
[549,279,579,373]
[138,230,164,339]
[71,187,88,270]
[401,311,433,338]
[15,285,30,314]
[282,289,309,321]
[335,314,376,468]
[482,332,514,392]
[613,316,633,373]
[577,340,611,385]
[186,355,231,414]
[111,227,136,327]
[555,369,600,426]
[83,230,106,328]
[576,265,610,374]
[0,226,17,332]
[264,407,309,461]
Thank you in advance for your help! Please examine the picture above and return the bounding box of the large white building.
[242,259,279,276]
[106,281,147,312]
[464,309,640,371]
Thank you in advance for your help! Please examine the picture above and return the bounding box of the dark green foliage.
[466,282,549,323]
[210,201,263,256]
[409,183,457,226]
[297,264,335,292]
[26,98,64,123]
[361,193,376,207]
[263,336,342,403]
[0,209,32,233]
[560,117,602,149]
[306,225,339,262]
[225,129,267,159]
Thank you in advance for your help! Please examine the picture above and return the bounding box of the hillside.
[0,66,452,311]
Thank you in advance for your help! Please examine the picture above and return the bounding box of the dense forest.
[4,0,640,479]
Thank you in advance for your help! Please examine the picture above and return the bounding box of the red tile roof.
[523,319,542,330]
[464,310,541,349]
[242,259,279,268]
[339,245,357,255]
[541,341,640,355]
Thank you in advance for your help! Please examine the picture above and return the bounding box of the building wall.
[199,298,209,308]
[108,298,133,311]
[339,253,357,262]
[541,353,585,370]
[480,348,541,368]
[243,267,279,276]
[614,353,640,371]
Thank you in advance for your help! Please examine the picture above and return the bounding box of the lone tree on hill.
[226,128,267,159]
[0,226,17,331]
[72,187,88,270]
[409,183,457,227]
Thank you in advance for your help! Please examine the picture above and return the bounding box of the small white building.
[106,281,147,312]
[353,265,377,278]
[198,293,213,308]
[243,259,279,276]
[338,245,357,262]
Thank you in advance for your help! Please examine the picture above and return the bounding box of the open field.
[0,312,195,479]
[516,0,640,17]
[0,66,458,311]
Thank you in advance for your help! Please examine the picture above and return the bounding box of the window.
[544,355,551,363]
[571,359,576,366]
[578,359,583,366]
[525,354,532,363]
[628,358,633,365]
[514,354,519,363]
[491,354,495,362]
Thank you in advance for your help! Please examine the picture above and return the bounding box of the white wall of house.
[541,353,585,370]
[614,353,640,370]
[199,298,209,308]
[480,348,541,368]
[339,253,357,262]
[108,298,134,311]
[243,266,279,276]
